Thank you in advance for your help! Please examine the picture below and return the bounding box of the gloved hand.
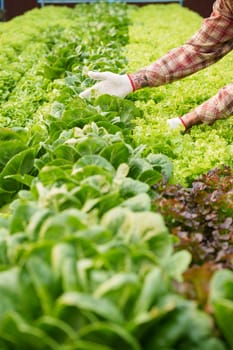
[167,117,186,130]
[79,71,133,99]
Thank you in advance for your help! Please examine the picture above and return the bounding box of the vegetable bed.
[0,3,232,350]
[127,5,233,185]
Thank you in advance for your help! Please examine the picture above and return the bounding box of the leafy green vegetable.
[0,3,230,349]
[127,5,233,185]
[210,270,233,348]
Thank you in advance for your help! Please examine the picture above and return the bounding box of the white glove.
[79,71,133,99]
[167,117,186,130]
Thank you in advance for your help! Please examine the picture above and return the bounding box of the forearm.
[129,44,233,90]
[128,4,233,90]
[181,83,233,128]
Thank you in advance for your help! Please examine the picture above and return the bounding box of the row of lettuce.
[0,3,232,349]
[127,6,233,346]
[127,4,233,185]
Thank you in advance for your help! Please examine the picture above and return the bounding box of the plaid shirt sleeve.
[128,0,233,89]
[127,0,233,126]
[181,83,233,127]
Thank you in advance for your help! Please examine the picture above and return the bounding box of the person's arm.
[80,0,233,99]
[129,0,233,91]
[80,0,233,130]
[179,83,233,128]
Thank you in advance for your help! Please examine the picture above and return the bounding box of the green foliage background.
[127,5,233,185]
[0,3,232,349]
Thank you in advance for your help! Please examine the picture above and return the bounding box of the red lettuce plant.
[153,166,233,268]
[153,166,233,308]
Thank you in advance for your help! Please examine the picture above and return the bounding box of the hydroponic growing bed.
[0,3,232,350]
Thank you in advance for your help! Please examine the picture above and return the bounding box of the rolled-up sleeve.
[181,83,233,127]
[128,0,233,90]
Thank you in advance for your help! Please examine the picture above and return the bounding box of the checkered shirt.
[128,0,233,127]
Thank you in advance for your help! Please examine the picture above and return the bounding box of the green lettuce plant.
[0,3,231,348]
[127,4,233,185]
[210,269,233,349]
